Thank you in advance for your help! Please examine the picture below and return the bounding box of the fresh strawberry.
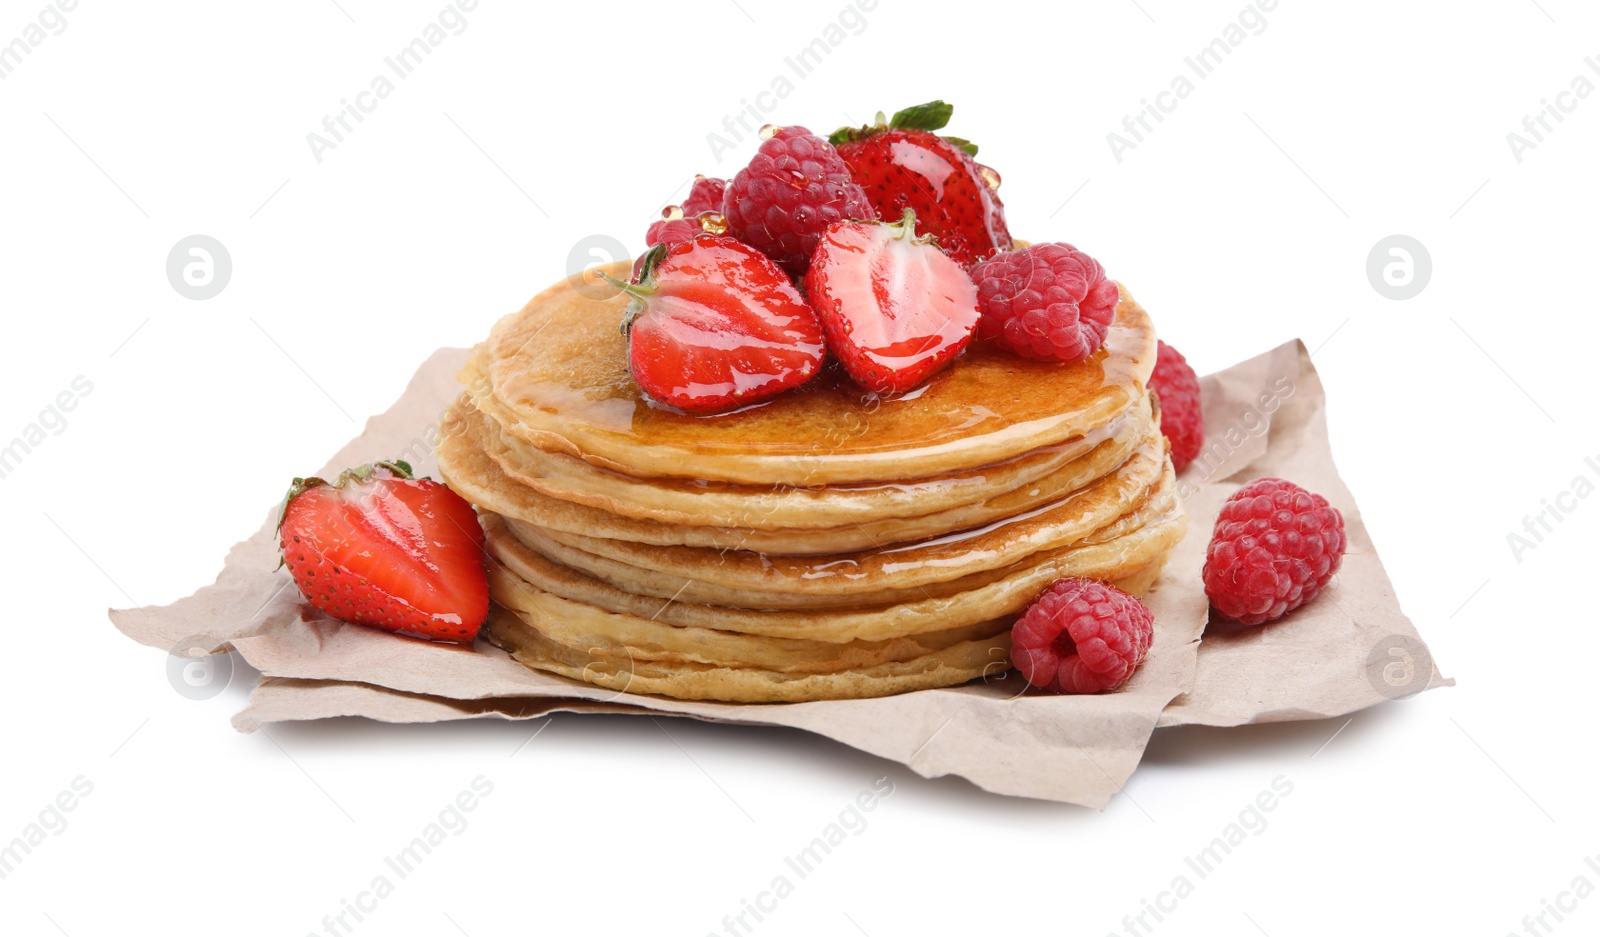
[605,234,826,413]
[803,209,980,394]
[831,101,1012,266]
[278,460,488,643]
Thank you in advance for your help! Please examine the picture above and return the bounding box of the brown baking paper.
[1158,339,1451,726]
[110,341,1446,807]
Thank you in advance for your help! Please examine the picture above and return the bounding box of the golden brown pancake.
[485,606,1013,703]
[483,544,1172,703]
[468,261,1157,486]
[502,437,1166,606]
[437,394,1157,554]
[495,474,1178,613]
[484,512,1178,640]
[476,397,1141,531]
[488,563,1009,673]
[479,481,1182,643]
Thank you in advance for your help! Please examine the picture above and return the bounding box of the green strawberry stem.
[596,241,674,333]
[598,279,654,336]
[828,101,978,156]
[596,269,654,298]
[337,460,413,484]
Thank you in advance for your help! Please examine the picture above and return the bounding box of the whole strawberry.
[278,461,488,643]
[721,125,872,277]
[605,234,826,413]
[968,243,1120,362]
[1150,339,1204,472]
[1203,477,1347,626]
[804,209,980,393]
[831,101,1012,266]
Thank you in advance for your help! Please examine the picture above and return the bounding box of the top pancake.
[472,261,1157,487]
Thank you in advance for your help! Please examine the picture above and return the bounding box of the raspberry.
[681,175,727,216]
[644,177,727,249]
[1010,578,1154,694]
[1150,339,1204,471]
[968,243,1120,362]
[645,215,705,248]
[1203,477,1348,626]
[722,125,873,277]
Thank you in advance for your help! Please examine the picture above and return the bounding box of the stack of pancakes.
[436,263,1186,703]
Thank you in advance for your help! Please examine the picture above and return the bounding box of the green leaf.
[828,126,862,147]
[888,100,954,133]
[941,135,979,157]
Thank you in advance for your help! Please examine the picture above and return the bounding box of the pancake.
[485,607,1012,703]
[488,563,1009,673]
[485,534,1175,703]
[438,394,1157,554]
[498,465,1178,614]
[478,396,1139,530]
[480,482,1184,642]
[504,434,1167,605]
[445,260,1186,703]
[468,261,1157,486]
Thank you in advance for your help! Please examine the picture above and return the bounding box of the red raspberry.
[643,176,727,249]
[681,175,727,216]
[722,126,873,277]
[645,215,705,248]
[1150,339,1204,472]
[968,243,1120,362]
[1010,578,1154,694]
[1203,478,1348,626]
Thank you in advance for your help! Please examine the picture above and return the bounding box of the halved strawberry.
[606,234,826,413]
[278,460,488,643]
[831,101,1012,266]
[803,209,980,394]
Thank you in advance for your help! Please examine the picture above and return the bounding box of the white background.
[0,1,1593,934]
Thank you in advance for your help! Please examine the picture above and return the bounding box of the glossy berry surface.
[832,102,1012,266]
[621,235,826,413]
[279,462,489,643]
[1203,477,1347,625]
[803,210,980,394]
[1010,577,1155,694]
[722,125,873,277]
[1150,339,1204,472]
[968,243,1120,362]
[681,175,728,216]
